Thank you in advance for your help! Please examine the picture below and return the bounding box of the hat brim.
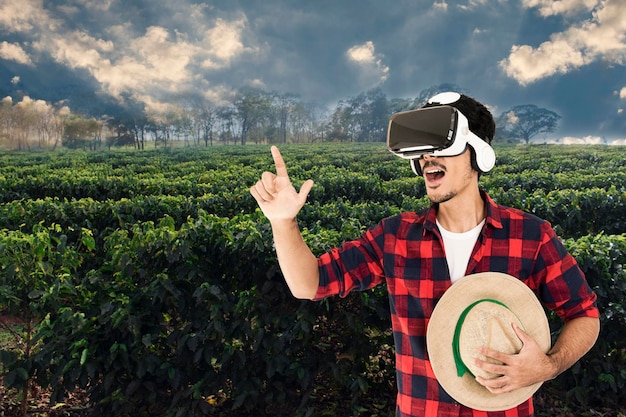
[426,272,551,411]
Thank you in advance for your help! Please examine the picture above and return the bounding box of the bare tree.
[216,105,237,144]
[13,98,40,151]
[190,100,217,147]
[0,97,15,147]
[273,92,298,144]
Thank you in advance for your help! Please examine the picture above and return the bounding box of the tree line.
[0,83,562,151]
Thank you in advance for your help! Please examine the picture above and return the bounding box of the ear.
[469,148,481,173]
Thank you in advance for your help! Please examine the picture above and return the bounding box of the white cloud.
[15,95,51,114]
[505,110,520,124]
[433,1,448,12]
[521,0,599,17]
[51,25,196,102]
[201,17,255,69]
[432,0,489,12]
[560,135,605,144]
[74,0,114,12]
[346,41,390,85]
[0,0,261,114]
[500,0,626,84]
[38,30,115,78]
[11,76,20,85]
[15,1,259,114]
[0,42,33,66]
[458,0,490,11]
[500,39,587,84]
[129,26,194,82]
[0,0,60,33]
[619,87,626,99]
[539,134,626,144]
[347,41,377,64]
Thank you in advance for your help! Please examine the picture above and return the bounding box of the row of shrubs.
[0,214,624,416]
[0,144,623,203]
[0,182,622,250]
[0,143,624,416]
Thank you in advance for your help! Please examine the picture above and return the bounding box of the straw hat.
[426,272,551,411]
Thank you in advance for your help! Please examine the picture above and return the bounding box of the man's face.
[419,148,477,204]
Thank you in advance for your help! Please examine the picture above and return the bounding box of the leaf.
[80,348,88,366]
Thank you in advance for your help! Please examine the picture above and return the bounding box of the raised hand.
[250,146,314,222]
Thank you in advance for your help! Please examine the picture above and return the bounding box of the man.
[249,92,599,417]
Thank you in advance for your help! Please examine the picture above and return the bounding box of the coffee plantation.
[0,143,624,416]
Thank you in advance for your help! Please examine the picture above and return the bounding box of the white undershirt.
[437,219,485,283]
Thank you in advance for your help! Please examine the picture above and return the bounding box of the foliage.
[63,115,103,150]
[0,143,623,415]
[0,222,91,416]
[560,233,626,408]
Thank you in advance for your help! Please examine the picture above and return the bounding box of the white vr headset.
[386,92,496,175]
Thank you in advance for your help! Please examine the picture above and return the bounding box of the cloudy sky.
[0,0,625,143]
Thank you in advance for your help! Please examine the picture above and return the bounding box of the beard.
[427,190,457,204]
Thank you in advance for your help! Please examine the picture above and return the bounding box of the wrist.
[269,218,300,233]
[545,351,564,380]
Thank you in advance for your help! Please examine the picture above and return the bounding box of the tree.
[195,101,217,147]
[327,87,389,142]
[63,115,102,149]
[388,97,413,115]
[216,105,237,144]
[233,87,273,145]
[0,96,16,147]
[496,105,561,144]
[12,98,40,151]
[411,83,466,109]
[289,101,326,143]
[273,92,299,144]
[116,95,149,150]
[359,87,390,142]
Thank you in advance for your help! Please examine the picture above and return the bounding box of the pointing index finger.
[271,146,289,178]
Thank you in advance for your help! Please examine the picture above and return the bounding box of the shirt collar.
[482,190,503,229]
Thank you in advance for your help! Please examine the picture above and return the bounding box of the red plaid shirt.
[315,191,599,417]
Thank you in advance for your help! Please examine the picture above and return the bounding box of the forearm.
[474,315,600,393]
[547,316,600,379]
[271,218,319,300]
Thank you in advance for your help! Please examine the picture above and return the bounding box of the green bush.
[0,222,92,415]
[20,213,391,416]
[557,233,626,408]
[0,144,623,415]
[2,220,622,415]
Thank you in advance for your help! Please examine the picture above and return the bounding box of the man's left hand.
[473,323,557,394]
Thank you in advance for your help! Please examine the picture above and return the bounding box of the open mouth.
[425,168,445,182]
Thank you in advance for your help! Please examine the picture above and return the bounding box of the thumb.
[512,323,531,346]
[298,179,314,203]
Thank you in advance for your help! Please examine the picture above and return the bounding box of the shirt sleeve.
[315,223,386,300]
[532,223,599,322]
